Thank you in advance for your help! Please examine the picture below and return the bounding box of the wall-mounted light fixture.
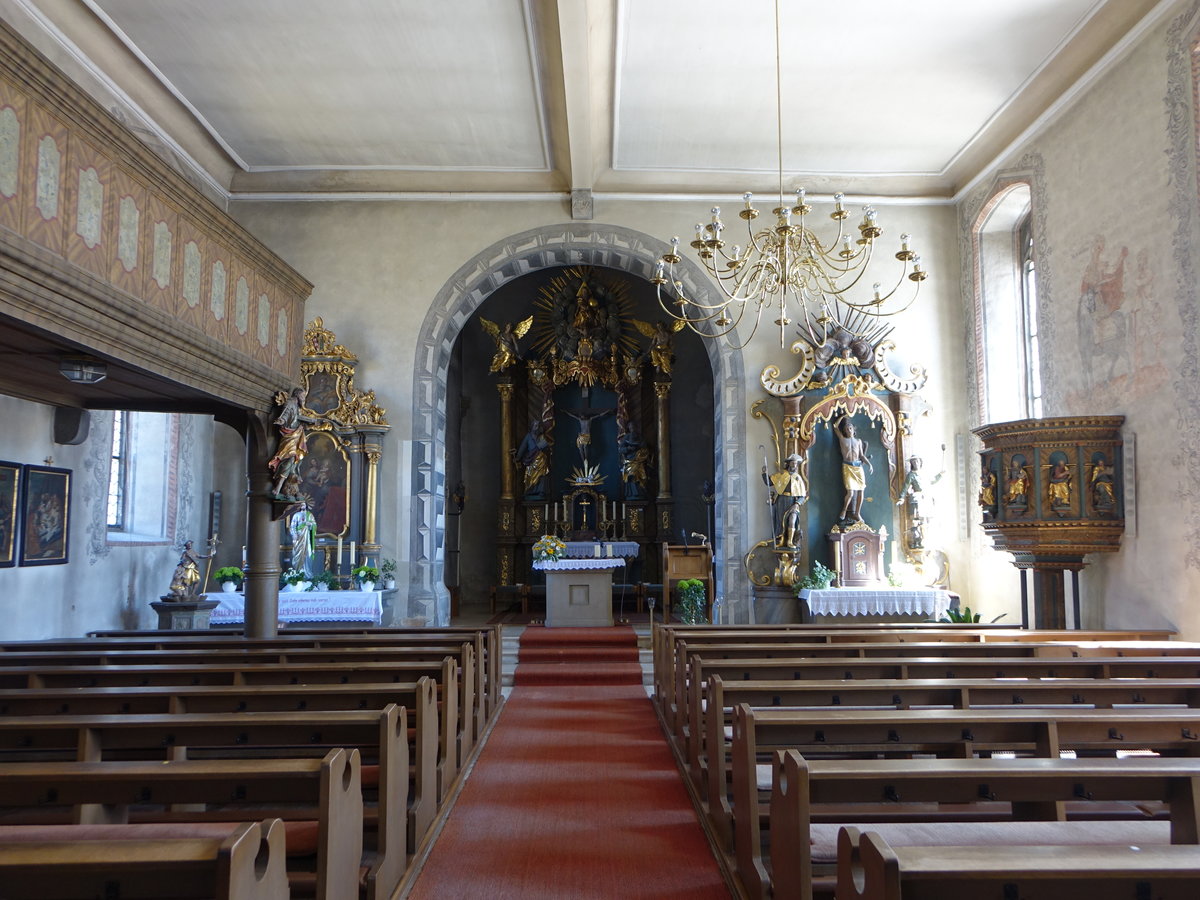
[58,355,107,384]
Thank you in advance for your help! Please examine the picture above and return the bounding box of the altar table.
[798,587,951,621]
[533,558,625,627]
[206,590,384,626]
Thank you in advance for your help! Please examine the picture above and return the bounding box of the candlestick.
[241,545,247,567]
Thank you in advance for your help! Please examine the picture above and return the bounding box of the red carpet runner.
[406,626,730,899]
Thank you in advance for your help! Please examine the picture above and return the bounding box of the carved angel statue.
[633,318,686,375]
[481,316,534,373]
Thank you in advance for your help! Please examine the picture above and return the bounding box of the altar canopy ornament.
[652,0,927,352]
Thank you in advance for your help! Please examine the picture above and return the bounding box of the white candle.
[241,545,247,567]
[350,541,356,565]
[337,537,343,567]
[543,504,549,525]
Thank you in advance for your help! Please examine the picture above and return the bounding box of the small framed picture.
[20,464,71,566]
[0,461,20,567]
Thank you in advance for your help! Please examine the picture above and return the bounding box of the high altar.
[481,267,713,602]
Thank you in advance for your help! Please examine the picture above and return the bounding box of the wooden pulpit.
[662,543,713,622]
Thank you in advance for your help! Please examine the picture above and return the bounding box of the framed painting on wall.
[298,431,350,537]
[20,464,70,566]
[0,461,20,567]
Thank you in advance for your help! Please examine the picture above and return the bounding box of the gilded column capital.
[496,383,515,401]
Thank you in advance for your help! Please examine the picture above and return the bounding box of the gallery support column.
[243,414,280,639]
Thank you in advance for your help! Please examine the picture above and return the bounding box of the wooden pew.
[694,675,1200,801]
[0,818,290,900]
[0,673,461,802]
[0,703,424,893]
[721,704,1200,870]
[766,752,1200,900]
[835,826,1200,900]
[652,626,1178,717]
[0,657,463,796]
[0,751,362,900]
[676,653,1200,765]
[672,641,1200,737]
[1,627,501,740]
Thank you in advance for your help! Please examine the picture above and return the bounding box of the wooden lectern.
[662,543,713,622]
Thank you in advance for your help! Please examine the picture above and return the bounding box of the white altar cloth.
[798,587,951,620]
[207,590,383,626]
[533,558,626,572]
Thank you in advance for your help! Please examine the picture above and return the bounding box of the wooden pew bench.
[0,752,361,900]
[0,643,477,759]
[0,673,463,802]
[764,752,1200,900]
[720,703,1200,880]
[0,657,463,797]
[675,653,1200,765]
[836,826,1200,900]
[693,675,1200,802]
[0,703,421,898]
[672,642,1200,738]
[65,625,505,740]
[0,818,289,900]
[652,626,1179,719]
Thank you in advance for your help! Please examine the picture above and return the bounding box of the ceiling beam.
[555,0,596,193]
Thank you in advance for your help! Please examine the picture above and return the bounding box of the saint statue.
[289,504,318,576]
[513,419,551,498]
[836,418,874,525]
[167,538,214,600]
[763,452,807,547]
[269,387,309,498]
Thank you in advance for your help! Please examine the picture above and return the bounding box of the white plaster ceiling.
[16,0,1165,198]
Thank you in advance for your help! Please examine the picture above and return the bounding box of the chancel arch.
[409,223,750,624]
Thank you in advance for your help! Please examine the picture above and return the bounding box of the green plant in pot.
[794,560,836,594]
[309,570,338,591]
[352,563,380,590]
[280,567,309,591]
[675,578,708,625]
[212,566,244,592]
[380,558,397,588]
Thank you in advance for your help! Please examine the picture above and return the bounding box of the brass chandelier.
[652,0,928,350]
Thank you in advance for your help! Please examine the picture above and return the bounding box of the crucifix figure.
[564,408,614,468]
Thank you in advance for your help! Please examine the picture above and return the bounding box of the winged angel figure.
[633,318,686,375]
[480,316,534,373]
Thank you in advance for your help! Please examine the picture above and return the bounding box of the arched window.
[106,411,179,543]
[973,182,1042,422]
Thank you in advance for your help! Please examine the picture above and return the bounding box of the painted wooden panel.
[63,136,112,281]
[0,77,26,236]
[23,102,67,255]
[108,167,147,299]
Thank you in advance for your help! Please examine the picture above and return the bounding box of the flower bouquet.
[280,567,309,592]
[532,534,566,562]
[675,578,708,625]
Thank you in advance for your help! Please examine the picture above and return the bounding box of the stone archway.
[407,221,751,624]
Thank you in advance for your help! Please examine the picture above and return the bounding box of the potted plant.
[532,534,566,562]
[280,567,309,592]
[380,558,397,590]
[212,566,244,593]
[352,563,380,592]
[675,578,708,625]
[794,560,836,594]
[309,570,338,591]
